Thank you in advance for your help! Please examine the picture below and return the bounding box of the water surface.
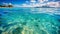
[0,8,60,34]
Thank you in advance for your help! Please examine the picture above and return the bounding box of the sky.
[0,0,28,4]
[0,0,60,7]
[0,0,60,4]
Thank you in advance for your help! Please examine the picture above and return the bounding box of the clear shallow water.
[0,8,60,34]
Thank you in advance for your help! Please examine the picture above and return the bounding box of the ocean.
[0,8,60,34]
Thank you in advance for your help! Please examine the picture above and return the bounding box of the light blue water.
[0,8,60,34]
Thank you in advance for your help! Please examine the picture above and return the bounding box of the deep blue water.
[0,8,60,34]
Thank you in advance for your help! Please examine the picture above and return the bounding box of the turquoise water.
[0,8,60,34]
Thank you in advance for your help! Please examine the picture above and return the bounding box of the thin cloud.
[2,2,8,5]
[13,0,60,7]
[30,0,36,2]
